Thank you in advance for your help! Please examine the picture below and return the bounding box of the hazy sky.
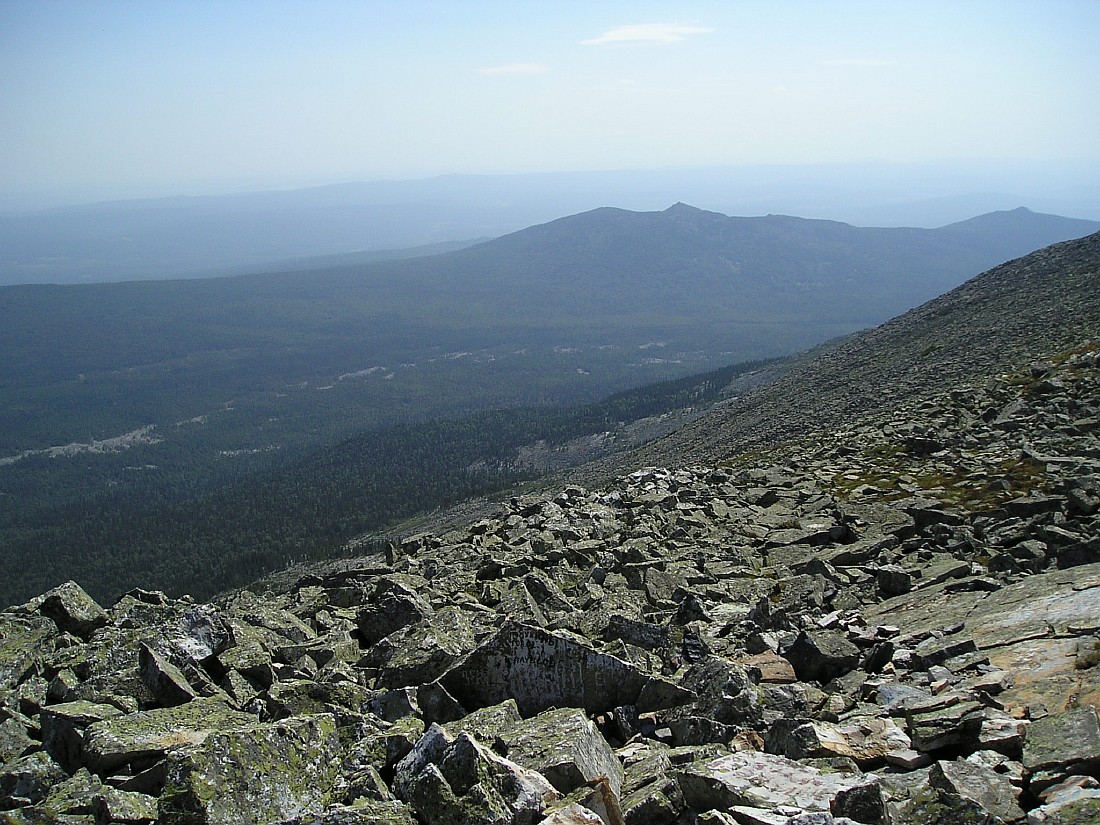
[3,0,1099,201]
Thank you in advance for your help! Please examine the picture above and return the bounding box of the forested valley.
[0,358,776,605]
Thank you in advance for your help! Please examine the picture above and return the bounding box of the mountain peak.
[664,202,701,213]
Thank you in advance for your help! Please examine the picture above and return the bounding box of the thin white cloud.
[582,23,713,46]
[823,58,894,67]
[477,63,550,75]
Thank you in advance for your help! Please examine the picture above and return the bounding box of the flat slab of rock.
[1023,706,1100,776]
[865,563,1100,711]
[677,750,863,814]
[82,697,256,773]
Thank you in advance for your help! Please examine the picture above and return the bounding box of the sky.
[2,0,1100,203]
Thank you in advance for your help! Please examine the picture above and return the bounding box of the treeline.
[0,358,776,607]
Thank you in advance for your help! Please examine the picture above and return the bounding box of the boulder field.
[1,341,1098,824]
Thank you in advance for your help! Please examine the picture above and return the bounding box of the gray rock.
[159,713,343,824]
[355,579,433,646]
[502,707,624,798]
[677,750,863,814]
[876,565,912,597]
[439,621,689,716]
[782,630,860,684]
[37,581,108,640]
[766,715,910,768]
[138,642,197,707]
[0,614,56,691]
[0,716,34,765]
[905,697,985,753]
[1022,706,1100,789]
[0,751,68,808]
[40,700,125,773]
[830,777,887,824]
[394,727,558,825]
[1028,776,1100,824]
[929,759,1025,823]
[277,799,418,824]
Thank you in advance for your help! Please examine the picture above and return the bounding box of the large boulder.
[928,759,1025,823]
[500,707,624,798]
[766,715,911,768]
[159,714,343,824]
[438,622,689,716]
[393,725,558,825]
[81,697,257,774]
[781,630,860,684]
[36,581,108,640]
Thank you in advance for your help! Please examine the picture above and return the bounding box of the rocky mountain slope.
[1,234,1099,824]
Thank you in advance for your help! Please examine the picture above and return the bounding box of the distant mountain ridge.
[4,159,1099,284]
[440,204,1098,326]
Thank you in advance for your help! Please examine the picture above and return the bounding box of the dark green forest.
[0,358,775,606]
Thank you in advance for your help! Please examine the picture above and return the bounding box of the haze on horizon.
[3,0,1099,209]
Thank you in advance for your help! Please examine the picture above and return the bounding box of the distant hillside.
[2,204,1095,456]
[2,207,1097,605]
[609,227,1100,472]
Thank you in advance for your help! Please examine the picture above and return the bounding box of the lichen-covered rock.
[355,580,433,647]
[0,614,56,692]
[928,759,1025,823]
[159,713,342,824]
[277,798,418,824]
[35,582,107,640]
[92,786,159,824]
[443,699,523,744]
[617,742,685,825]
[138,643,197,707]
[226,591,317,646]
[0,717,35,766]
[365,607,476,690]
[501,707,624,798]
[261,678,375,720]
[0,751,68,808]
[1028,776,1100,824]
[667,656,760,730]
[81,697,256,774]
[39,700,125,773]
[394,727,558,825]
[1022,706,1100,777]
